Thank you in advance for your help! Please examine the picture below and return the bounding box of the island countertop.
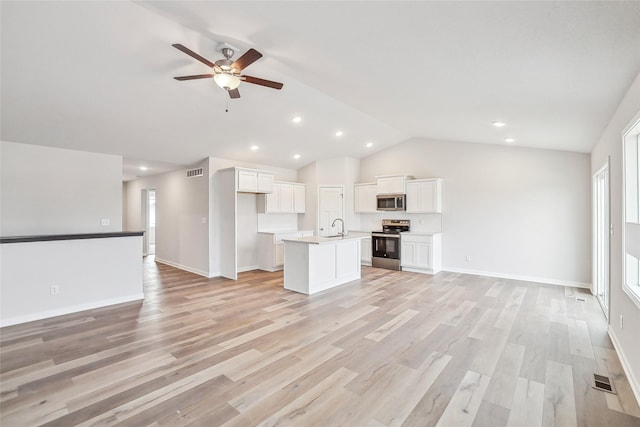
[282,234,365,245]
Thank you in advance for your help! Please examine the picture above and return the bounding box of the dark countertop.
[0,231,144,244]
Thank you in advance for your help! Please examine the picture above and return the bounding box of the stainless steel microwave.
[376,194,406,211]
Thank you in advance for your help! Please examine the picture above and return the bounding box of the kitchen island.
[283,235,364,295]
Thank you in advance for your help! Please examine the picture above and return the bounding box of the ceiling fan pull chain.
[225,97,229,113]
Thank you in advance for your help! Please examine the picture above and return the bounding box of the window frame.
[622,114,640,309]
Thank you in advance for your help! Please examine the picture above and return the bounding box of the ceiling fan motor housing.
[215,58,235,72]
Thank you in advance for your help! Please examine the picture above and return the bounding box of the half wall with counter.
[283,235,364,295]
[0,232,144,327]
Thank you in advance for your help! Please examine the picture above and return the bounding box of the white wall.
[0,235,143,326]
[208,157,298,276]
[1,141,122,235]
[359,138,591,286]
[237,193,258,271]
[297,157,361,234]
[124,157,299,277]
[298,161,318,233]
[124,159,210,276]
[591,70,640,400]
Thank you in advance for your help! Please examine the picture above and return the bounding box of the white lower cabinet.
[401,233,442,274]
[258,230,313,271]
[361,237,372,265]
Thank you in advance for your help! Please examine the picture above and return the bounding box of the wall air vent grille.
[186,168,204,178]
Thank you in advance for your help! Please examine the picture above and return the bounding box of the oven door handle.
[371,233,400,238]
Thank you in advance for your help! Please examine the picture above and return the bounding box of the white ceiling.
[2,1,640,180]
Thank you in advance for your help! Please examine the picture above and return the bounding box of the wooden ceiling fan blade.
[242,75,284,90]
[174,74,214,81]
[172,43,215,68]
[228,88,240,99]
[231,48,263,71]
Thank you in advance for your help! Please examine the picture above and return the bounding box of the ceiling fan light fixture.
[214,73,241,90]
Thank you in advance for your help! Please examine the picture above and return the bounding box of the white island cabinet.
[283,235,364,295]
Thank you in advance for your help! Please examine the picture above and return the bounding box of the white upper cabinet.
[259,182,305,213]
[236,168,274,193]
[294,184,306,213]
[279,183,295,212]
[257,172,275,194]
[376,175,412,194]
[406,179,442,213]
[354,183,377,213]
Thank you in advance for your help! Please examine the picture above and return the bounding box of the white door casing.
[593,159,610,317]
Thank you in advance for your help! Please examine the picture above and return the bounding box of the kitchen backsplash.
[358,212,442,233]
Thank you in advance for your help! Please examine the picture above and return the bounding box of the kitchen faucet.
[331,218,345,236]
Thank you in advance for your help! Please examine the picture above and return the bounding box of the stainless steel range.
[371,219,410,270]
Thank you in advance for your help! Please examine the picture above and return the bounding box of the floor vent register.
[593,374,616,394]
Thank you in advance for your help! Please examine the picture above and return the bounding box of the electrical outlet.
[101,218,110,226]
[620,314,624,330]
[50,285,60,296]
[465,255,471,262]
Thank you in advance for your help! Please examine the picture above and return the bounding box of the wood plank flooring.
[1,257,639,426]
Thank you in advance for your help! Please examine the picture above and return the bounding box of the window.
[623,118,640,308]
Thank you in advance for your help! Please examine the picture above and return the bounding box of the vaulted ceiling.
[2,1,639,180]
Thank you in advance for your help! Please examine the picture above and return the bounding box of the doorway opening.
[142,189,156,256]
[593,160,610,317]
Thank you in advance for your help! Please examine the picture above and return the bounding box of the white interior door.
[593,160,610,317]
[318,186,345,237]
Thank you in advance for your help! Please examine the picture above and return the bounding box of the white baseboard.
[442,267,591,288]
[0,294,145,328]
[154,257,210,278]
[237,265,259,273]
[403,266,438,275]
[608,327,640,406]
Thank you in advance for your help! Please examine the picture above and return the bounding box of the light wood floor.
[1,258,639,426]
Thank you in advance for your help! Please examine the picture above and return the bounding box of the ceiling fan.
[172,44,283,99]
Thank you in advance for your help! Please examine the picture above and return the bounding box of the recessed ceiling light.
[335,130,344,137]
[505,138,515,143]
[139,166,148,171]
[250,145,259,151]
[291,116,302,124]
[366,142,373,148]
[492,121,506,128]
[293,154,301,159]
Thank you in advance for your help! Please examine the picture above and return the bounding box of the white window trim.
[622,113,640,309]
